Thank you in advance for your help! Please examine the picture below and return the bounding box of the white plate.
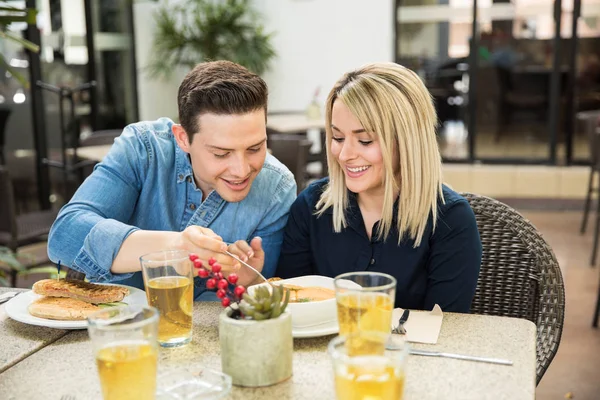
[4,284,147,330]
[292,320,339,338]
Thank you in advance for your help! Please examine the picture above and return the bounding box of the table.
[74,145,113,162]
[0,300,536,399]
[0,288,68,374]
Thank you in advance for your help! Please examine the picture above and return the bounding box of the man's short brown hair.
[177,60,268,141]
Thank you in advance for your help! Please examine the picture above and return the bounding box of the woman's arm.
[424,199,482,312]
[275,190,315,278]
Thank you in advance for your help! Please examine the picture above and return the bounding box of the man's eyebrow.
[331,124,366,134]
[206,138,267,152]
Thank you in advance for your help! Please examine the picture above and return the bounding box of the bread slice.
[32,279,129,304]
[28,297,100,320]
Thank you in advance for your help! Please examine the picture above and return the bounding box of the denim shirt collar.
[175,145,194,184]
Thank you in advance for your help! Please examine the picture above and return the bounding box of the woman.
[274,62,482,312]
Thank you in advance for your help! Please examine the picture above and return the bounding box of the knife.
[0,291,20,305]
[392,309,410,335]
[408,349,513,366]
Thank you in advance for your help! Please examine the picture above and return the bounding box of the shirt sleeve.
[252,174,297,279]
[47,126,150,282]
[423,199,482,313]
[275,189,315,278]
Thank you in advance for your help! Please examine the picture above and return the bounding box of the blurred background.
[0,0,599,398]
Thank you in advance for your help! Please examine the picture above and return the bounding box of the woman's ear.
[172,124,191,153]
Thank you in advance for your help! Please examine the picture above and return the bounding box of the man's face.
[174,110,267,202]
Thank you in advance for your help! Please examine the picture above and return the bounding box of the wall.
[132,0,394,120]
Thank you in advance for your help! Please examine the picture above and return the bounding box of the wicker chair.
[461,192,565,385]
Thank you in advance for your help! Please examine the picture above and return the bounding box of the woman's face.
[330,100,387,198]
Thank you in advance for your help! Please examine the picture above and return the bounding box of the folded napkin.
[391,304,443,344]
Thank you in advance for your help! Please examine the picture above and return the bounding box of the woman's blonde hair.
[315,62,443,247]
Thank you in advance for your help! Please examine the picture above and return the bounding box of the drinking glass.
[328,332,408,400]
[333,271,396,336]
[140,250,194,347]
[87,305,159,400]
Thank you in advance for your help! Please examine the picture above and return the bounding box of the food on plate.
[33,279,129,304]
[28,297,102,320]
[281,284,335,303]
[27,279,130,321]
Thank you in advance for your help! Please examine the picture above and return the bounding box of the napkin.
[391,304,443,344]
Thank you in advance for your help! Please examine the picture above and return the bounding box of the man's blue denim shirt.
[47,118,296,299]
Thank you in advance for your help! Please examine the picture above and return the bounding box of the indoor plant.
[0,2,39,87]
[190,254,293,387]
[148,0,276,79]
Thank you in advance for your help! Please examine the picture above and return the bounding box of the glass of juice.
[140,250,194,347]
[87,305,159,400]
[328,331,408,400]
[333,271,396,336]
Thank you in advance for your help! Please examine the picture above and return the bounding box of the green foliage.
[148,0,276,78]
[0,247,65,286]
[239,284,289,320]
[0,2,39,87]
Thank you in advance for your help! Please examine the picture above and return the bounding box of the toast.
[28,297,100,320]
[32,279,129,304]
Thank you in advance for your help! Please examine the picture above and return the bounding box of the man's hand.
[226,237,265,286]
[170,226,241,275]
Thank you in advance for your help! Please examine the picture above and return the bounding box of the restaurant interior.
[1,0,599,399]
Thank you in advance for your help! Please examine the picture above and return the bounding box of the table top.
[0,300,536,400]
[267,113,326,133]
[74,145,113,162]
[0,288,69,374]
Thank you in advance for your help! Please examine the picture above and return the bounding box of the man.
[47,61,296,299]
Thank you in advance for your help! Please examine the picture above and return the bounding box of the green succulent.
[238,285,290,320]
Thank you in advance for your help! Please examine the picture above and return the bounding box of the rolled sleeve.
[47,125,149,282]
[73,219,139,282]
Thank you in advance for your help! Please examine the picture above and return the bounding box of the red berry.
[216,289,226,298]
[206,278,216,289]
[221,297,231,307]
[214,272,223,280]
[189,254,199,261]
[217,279,228,289]
[227,273,239,285]
[197,268,209,278]
[193,259,203,269]
[234,285,246,297]
[208,257,217,266]
[211,263,222,273]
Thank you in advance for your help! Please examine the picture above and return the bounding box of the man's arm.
[48,126,229,282]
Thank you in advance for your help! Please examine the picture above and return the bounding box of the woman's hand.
[226,237,265,286]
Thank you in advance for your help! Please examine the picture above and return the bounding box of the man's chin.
[217,183,252,203]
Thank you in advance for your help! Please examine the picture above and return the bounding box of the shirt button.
[178,174,184,180]
[189,203,196,210]
[186,176,192,183]
[370,258,375,265]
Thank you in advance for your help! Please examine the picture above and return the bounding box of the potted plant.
[189,254,293,387]
[0,3,39,87]
[148,0,276,79]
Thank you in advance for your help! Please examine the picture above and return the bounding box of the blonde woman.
[275,62,482,312]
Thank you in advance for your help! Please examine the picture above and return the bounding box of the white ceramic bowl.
[249,275,338,329]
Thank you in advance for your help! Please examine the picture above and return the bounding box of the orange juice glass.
[334,272,396,336]
[140,250,194,347]
[87,305,159,400]
[329,332,408,400]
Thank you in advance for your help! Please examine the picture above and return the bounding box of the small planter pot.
[219,307,293,387]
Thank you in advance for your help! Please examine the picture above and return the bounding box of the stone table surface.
[0,301,536,399]
[0,287,69,374]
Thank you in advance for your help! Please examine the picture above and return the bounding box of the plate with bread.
[4,279,147,329]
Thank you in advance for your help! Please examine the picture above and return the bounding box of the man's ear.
[172,124,191,153]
